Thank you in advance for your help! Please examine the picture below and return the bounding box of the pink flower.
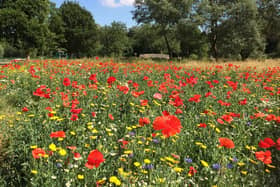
[153,93,162,100]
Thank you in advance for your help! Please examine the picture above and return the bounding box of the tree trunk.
[163,33,172,59]
[209,0,218,61]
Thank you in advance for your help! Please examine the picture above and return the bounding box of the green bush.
[4,45,25,58]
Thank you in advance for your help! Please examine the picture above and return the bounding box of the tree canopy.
[0,0,279,60]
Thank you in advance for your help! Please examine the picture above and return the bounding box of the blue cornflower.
[212,163,221,170]
[185,158,193,163]
[247,121,252,126]
[142,164,154,170]
[227,163,234,169]
[129,132,135,136]
[152,138,160,144]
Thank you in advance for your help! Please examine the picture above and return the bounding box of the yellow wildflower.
[31,170,38,174]
[109,176,121,186]
[30,145,37,149]
[59,149,67,156]
[144,159,151,164]
[77,174,84,180]
[49,143,57,151]
[201,160,209,167]
[173,167,184,173]
[134,162,141,167]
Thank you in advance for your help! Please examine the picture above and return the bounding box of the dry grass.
[174,59,280,71]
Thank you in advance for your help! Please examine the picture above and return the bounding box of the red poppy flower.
[175,108,183,114]
[109,114,114,120]
[276,138,280,150]
[139,117,150,126]
[107,76,116,84]
[255,150,272,164]
[131,90,145,97]
[217,118,224,125]
[219,137,235,149]
[265,114,276,121]
[188,94,201,103]
[89,74,97,83]
[22,107,29,112]
[140,99,148,106]
[32,148,46,159]
[205,92,212,97]
[85,149,105,169]
[50,131,66,138]
[188,166,197,176]
[118,139,129,149]
[63,78,71,86]
[70,108,83,114]
[117,85,129,94]
[74,152,81,159]
[92,112,96,117]
[221,114,233,123]
[170,96,184,107]
[70,114,78,121]
[198,123,207,128]
[258,138,275,149]
[238,98,247,105]
[153,112,182,137]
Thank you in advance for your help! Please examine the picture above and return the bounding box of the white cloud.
[101,0,135,8]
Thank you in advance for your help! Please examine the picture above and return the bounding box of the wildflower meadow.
[0,59,279,186]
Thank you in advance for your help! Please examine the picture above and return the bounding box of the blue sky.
[52,0,137,27]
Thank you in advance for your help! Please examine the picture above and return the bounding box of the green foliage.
[176,21,209,58]
[133,0,193,58]
[59,1,99,57]
[100,22,131,57]
[0,0,279,59]
[0,0,51,57]
[129,24,165,55]
[0,44,4,58]
[257,0,280,57]
[216,0,265,60]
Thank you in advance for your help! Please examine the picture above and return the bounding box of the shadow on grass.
[0,96,29,186]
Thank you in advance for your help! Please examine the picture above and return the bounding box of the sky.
[52,0,137,28]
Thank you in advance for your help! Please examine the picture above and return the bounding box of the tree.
[195,0,227,60]
[48,2,66,56]
[257,0,280,57]
[217,0,264,60]
[133,0,193,58]
[129,24,166,56]
[176,20,208,58]
[0,0,51,57]
[100,22,131,57]
[196,0,264,60]
[59,1,99,57]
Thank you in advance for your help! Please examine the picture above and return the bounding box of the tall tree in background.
[0,0,51,57]
[196,0,264,60]
[133,0,193,58]
[217,0,264,60]
[257,0,280,57]
[100,22,131,57]
[196,0,227,60]
[59,1,99,57]
[48,2,65,56]
[129,24,167,56]
[176,20,209,58]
